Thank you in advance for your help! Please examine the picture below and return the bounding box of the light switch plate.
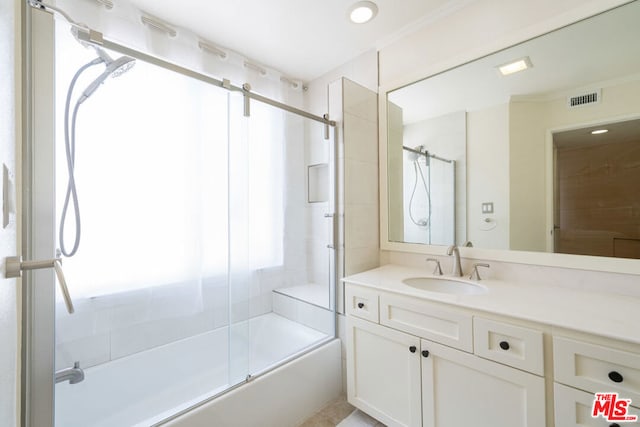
[481,202,494,214]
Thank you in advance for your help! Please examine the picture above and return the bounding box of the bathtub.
[55,312,341,427]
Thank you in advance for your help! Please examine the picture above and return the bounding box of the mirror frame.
[378,0,640,276]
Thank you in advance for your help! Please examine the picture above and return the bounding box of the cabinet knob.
[357,302,364,309]
[422,350,430,358]
[608,371,624,383]
[409,346,417,353]
[499,341,510,351]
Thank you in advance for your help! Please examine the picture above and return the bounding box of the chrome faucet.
[446,245,463,277]
[55,361,85,385]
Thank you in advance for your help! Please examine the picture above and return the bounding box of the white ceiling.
[127,0,460,82]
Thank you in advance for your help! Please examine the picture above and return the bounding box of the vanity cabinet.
[345,284,546,427]
[553,336,640,427]
[346,316,422,426]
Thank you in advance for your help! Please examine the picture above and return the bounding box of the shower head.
[78,51,136,104]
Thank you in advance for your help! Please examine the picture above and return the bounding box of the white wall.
[0,0,20,426]
[304,49,377,117]
[467,103,510,249]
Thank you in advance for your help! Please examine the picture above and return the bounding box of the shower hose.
[59,58,103,257]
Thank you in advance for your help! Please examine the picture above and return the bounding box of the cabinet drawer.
[345,285,379,322]
[554,336,640,404]
[474,317,544,376]
[380,293,472,352]
[554,382,640,427]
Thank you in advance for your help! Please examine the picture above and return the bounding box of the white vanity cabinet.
[344,283,547,427]
[553,336,640,427]
[343,266,640,427]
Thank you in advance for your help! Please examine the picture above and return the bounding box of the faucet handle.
[425,258,443,276]
[469,263,490,280]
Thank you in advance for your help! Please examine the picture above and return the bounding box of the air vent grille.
[567,90,601,108]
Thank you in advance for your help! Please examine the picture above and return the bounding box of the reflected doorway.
[552,118,640,259]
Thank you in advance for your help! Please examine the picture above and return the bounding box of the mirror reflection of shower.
[402,144,455,245]
[405,145,432,229]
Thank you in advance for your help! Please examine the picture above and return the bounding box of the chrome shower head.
[78,51,136,104]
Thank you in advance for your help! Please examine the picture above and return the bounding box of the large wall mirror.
[383,0,640,272]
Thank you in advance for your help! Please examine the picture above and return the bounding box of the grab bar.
[5,256,74,314]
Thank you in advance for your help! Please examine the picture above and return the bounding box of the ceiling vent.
[567,89,601,108]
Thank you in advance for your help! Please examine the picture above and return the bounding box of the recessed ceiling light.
[497,56,533,76]
[348,1,378,24]
[591,129,609,135]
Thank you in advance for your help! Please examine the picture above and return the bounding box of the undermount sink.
[402,277,487,295]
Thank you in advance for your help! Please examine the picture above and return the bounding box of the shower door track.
[72,30,336,128]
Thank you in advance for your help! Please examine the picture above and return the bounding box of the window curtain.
[52,0,304,105]
[51,0,298,307]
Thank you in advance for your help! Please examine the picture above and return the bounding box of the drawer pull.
[409,346,417,353]
[357,302,365,309]
[422,350,430,358]
[499,341,510,351]
[608,371,624,383]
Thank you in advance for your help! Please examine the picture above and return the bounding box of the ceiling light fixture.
[591,129,609,135]
[348,1,378,24]
[497,56,533,76]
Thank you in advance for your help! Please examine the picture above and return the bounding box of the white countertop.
[343,264,640,345]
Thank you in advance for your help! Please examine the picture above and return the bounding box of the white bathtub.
[55,312,340,427]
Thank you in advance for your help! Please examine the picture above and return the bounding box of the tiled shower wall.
[328,78,380,307]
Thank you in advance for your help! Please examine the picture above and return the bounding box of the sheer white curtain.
[53,0,304,106]
[55,14,291,307]
[55,22,229,303]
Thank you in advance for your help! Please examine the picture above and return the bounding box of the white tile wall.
[341,79,380,278]
[272,292,334,335]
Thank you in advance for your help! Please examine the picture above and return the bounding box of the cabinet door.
[421,339,546,427]
[346,316,422,427]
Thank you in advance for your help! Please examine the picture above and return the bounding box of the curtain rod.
[31,1,336,127]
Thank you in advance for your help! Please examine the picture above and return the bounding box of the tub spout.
[55,361,85,385]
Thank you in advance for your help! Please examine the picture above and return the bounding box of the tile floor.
[298,395,385,427]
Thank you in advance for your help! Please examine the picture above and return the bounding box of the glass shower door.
[241,102,336,378]
[46,16,250,426]
[28,7,335,426]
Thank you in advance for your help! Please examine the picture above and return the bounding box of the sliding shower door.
[26,7,335,427]
[240,103,337,378]
[47,15,255,427]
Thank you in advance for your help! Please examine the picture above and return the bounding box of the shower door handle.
[324,213,337,250]
[5,256,75,314]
